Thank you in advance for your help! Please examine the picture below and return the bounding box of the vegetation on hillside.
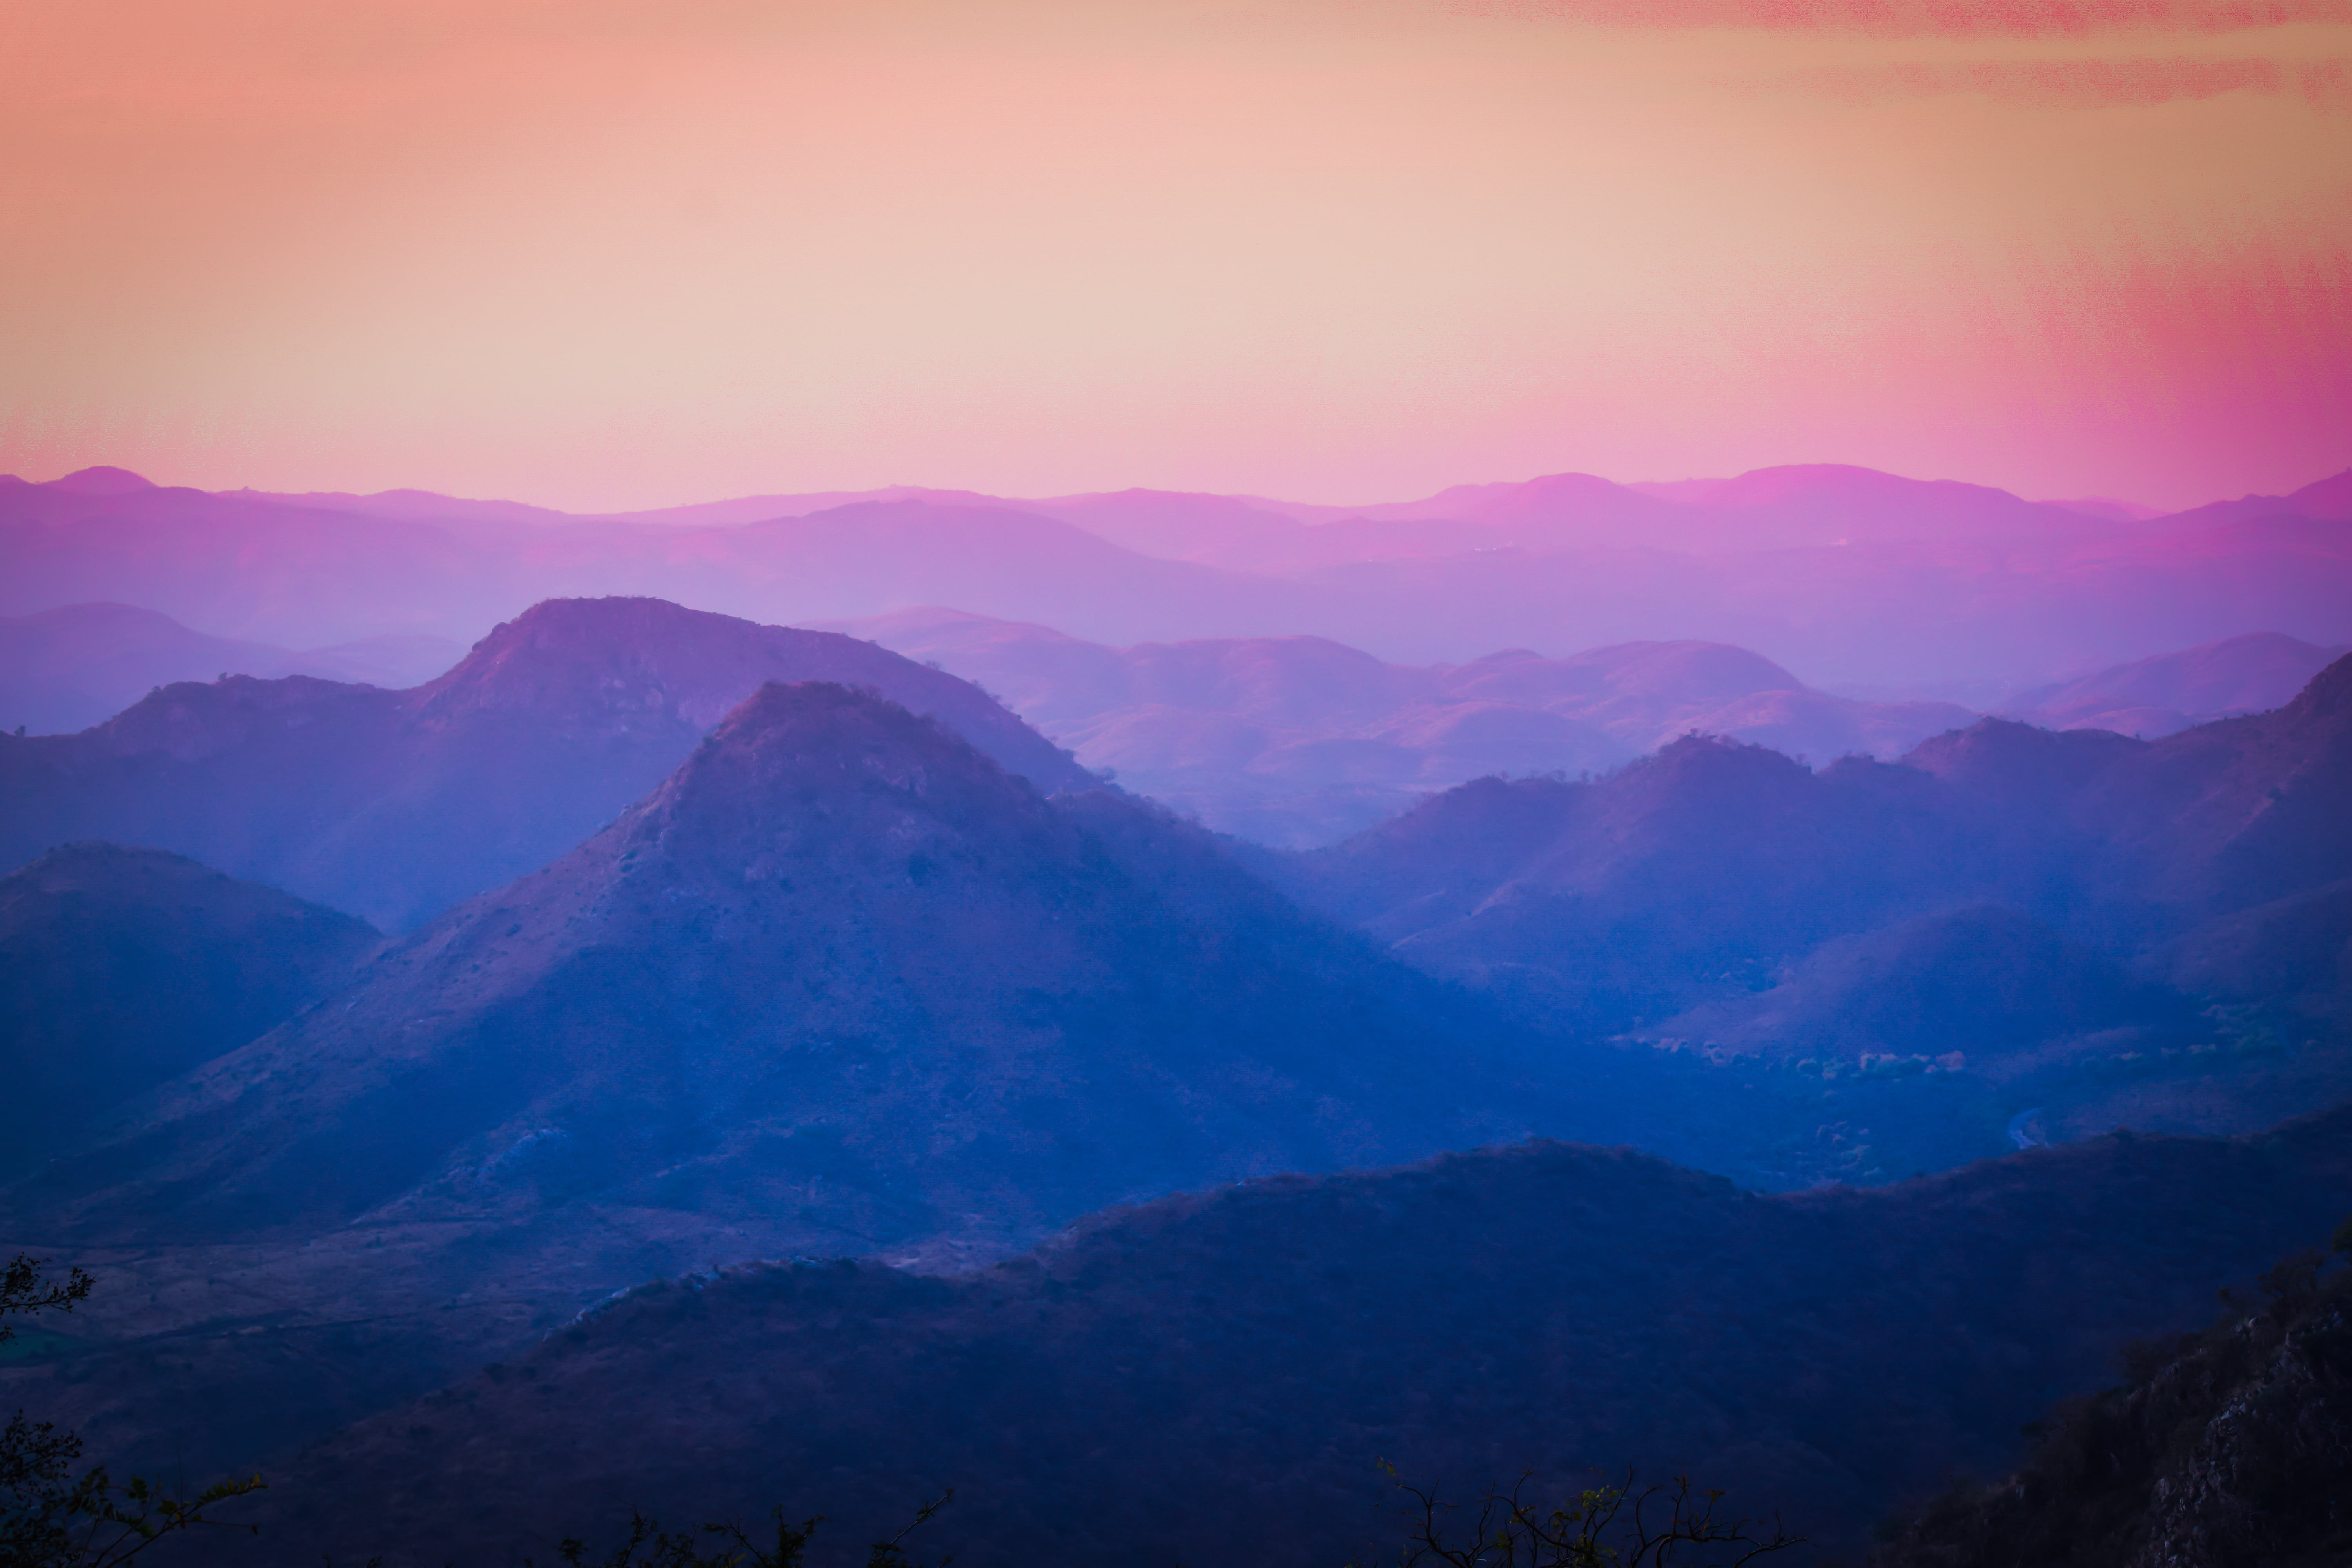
[1,1256,261,1568]
[1871,1218,2352,1567]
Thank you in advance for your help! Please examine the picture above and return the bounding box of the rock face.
[0,842,379,1171]
[1871,1224,2352,1568]
[241,1109,2352,1568]
[11,682,1557,1245]
[0,597,1096,930]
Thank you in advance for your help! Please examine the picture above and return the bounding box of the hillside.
[1871,1227,2352,1568]
[7,681,1570,1245]
[220,1110,2352,1568]
[0,844,380,1171]
[0,597,1094,930]
[1292,655,2352,1014]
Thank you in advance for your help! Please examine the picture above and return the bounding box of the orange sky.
[2,0,2345,510]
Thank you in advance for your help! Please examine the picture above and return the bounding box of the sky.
[2,0,2346,512]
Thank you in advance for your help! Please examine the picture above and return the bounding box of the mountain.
[2143,466,2352,530]
[1284,733,1994,1030]
[1644,906,2193,1069]
[1871,1224,2352,1568]
[0,597,1095,931]
[0,843,379,1170]
[8,681,1568,1246]
[821,608,1977,846]
[9,462,2351,694]
[2005,630,2351,739]
[231,1111,2352,1567]
[1294,652,2352,1009]
[0,603,464,735]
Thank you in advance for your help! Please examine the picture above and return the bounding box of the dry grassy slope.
[0,597,1093,931]
[245,1107,2352,1568]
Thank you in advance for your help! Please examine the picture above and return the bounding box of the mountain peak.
[648,679,1033,851]
[44,465,156,495]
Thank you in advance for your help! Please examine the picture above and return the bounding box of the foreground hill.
[1872,1226,2352,1568]
[0,597,1093,929]
[824,607,1973,845]
[0,844,379,1171]
[233,1110,2352,1568]
[9,682,1564,1246]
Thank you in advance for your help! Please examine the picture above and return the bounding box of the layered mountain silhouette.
[10,461,2350,691]
[235,1111,2352,1567]
[11,682,1572,1247]
[0,603,461,735]
[0,597,1094,930]
[2004,630,2350,739]
[819,606,1976,844]
[1289,654,2352,1034]
[0,844,379,1170]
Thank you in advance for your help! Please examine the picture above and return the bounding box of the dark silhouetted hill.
[0,843,379,1171]
[8,682,1564,1246]
[0,597,1094,929]
[237,1109,2352,1568]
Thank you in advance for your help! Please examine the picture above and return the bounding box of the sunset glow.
[2,0,2346,509]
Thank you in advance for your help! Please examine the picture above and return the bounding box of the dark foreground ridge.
[230,1107,2352,1567]
[1873,1224,2352,1567]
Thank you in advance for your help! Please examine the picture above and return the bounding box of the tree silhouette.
[1357,1464,1802,1568]
[1,1255,263,1568]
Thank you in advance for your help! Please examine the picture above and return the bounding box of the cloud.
[1451,0,2352,38]
[1773,54,2350,106]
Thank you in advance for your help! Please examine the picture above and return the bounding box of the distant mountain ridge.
[819,606,1976,845]
[0,603,464,735]
[2005,630,2350,739]
[0,597,1094,930]
[8,461,2348,690]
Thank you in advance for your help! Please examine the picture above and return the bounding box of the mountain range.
[815,608,1976,844]
[0,598,1092,931]
[8,461,2349,695]
[0,603,464,735]
[5,466,2351,1564]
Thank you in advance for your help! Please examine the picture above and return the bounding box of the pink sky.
[2,0,2345,512]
